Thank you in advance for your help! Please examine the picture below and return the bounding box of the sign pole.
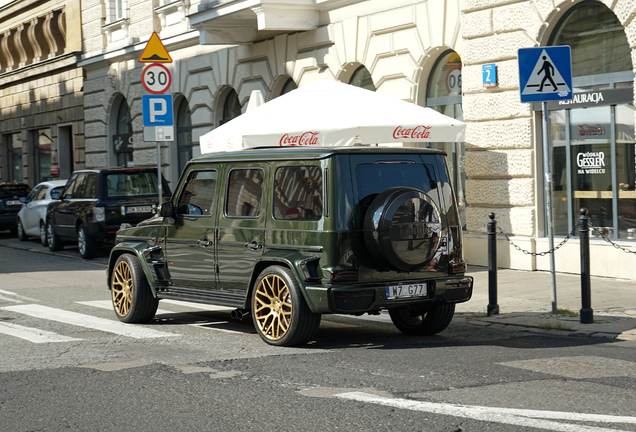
[157,142,162,205]
[542,101,557,313]
[518,46,572,315]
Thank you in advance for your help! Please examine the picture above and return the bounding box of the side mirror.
[19,197,26,203]
[51,191,61,200]
[158,202,174,218]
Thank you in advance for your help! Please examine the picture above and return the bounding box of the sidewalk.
[457,266,636,341]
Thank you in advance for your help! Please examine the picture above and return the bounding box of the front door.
[164,168,220,289]
[217,164,268,295]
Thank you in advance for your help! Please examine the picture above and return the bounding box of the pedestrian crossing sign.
[518,46,572,103]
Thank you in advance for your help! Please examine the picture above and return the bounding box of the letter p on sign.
[142,95,174,127]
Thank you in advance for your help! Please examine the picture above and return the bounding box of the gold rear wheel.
[253,274,292,341]
[112,259,133,317]
[251,266,320,346]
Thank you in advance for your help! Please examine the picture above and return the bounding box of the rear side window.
[177,170,217,216]
[355,163,437,204]
[226,168,263,218]
[35,186,48,201]
[106,171,159,198]
[273,166,322,220]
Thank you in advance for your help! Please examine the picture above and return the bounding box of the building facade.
[0,0,84,185]
[2,0,635,279]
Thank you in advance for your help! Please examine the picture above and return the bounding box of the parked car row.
[3,167,171,260]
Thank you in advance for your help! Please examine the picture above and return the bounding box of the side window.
[274,166,323,220]
[177,170,217,216]
[35,186,49,201]
[84,175,97,199]
[26,186,42,201]
[226,168,264,217]
[70,174,88,199]
[62,174,78,199]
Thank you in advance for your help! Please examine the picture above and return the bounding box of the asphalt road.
[1,232,636,432]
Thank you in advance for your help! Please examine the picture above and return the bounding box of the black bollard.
[487,213,499,315]
[579,208,593,324]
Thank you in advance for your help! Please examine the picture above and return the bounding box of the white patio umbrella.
[200,79,465,154]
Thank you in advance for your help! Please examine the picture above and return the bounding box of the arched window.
[544,2,635,238]
[349,66,376,91]
[110,96,133,167]
[280,78,297,96]
[550,2,631,84]
[426,51,465,228]
[173,96,193,183]
[221,88,242,125]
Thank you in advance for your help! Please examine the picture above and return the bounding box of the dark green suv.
[107,147,473,346]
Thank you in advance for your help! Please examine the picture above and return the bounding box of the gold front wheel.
[251,266,320,346]
[110,254,158,323]
[112,259,133,318]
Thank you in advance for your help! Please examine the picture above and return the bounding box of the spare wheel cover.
[363,187,442,271]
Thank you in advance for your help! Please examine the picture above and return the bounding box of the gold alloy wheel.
[253,274,292,341]
[112,260,133,317]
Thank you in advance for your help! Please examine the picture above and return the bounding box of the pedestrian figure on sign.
[538,56,558,92]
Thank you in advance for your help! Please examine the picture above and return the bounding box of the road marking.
[0,322,81,343]
[2,304,178,339]
[0,288,38,303]
[76,300,174,316]
[335,392,636,432]
[160,299,234,311]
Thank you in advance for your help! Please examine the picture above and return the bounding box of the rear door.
[217,163,269,295]
[22,185,44,233]
[164,167,220,289]
[56,173,88,238]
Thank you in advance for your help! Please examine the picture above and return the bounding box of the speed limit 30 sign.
[142,63,172,94]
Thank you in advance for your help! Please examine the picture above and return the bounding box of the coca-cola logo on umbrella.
[393,125,432,140]
[280,131,319,146]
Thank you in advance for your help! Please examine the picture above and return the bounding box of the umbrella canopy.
[200,79,465,154]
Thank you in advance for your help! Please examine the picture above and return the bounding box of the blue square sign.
[518,46,572,103]
[142,95,174,127]
[482,63,497,87]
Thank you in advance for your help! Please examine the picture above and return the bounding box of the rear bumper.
[304,276,473,314]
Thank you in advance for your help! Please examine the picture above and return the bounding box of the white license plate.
[126,206,152,214]
[386,283,427,299]
[6,200,21,206]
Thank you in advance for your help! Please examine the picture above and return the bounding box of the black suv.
[107,147,473,346]
[46,168,171,259]
[0,182,32,235]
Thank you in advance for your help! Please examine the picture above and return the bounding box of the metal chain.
[589,223,636,255]
[496,222,582,256]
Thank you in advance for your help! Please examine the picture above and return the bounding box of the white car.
[17,180,68,245]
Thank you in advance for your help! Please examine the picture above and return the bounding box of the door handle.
[198,240,213,247]
[246,241,262,251]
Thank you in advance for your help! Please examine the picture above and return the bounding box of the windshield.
[105,172,161,198]
[0,184,31,199]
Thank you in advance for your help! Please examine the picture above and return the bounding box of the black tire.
[39,222,47,246]
[111,253,158,323]
[46,220,64,251]
[389,303,455,336]
[17,219,28,241]
[251,266,321,347]
[78,224,97,259]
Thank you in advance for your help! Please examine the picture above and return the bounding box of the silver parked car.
[17,180,68,245]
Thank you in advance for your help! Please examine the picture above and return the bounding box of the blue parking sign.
[142,95,174,126]
[518,46,572,103]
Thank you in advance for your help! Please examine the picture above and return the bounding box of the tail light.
[331,270,358,282]
[450,261,466,274]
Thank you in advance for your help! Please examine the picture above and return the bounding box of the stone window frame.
[102,0,130,48]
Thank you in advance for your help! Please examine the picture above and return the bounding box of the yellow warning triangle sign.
[138,32,172,63]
